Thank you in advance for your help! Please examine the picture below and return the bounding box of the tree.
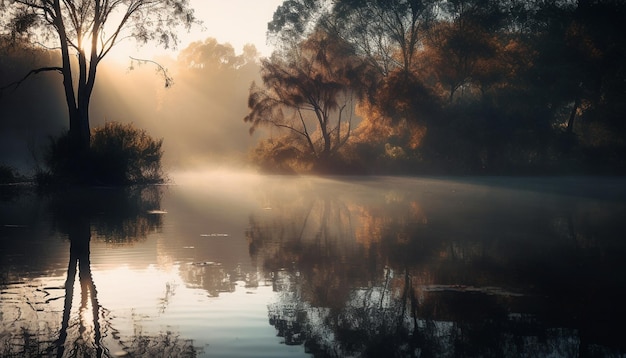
[263,0,626,174]
[0,0,196,156]
[269,0,436,77]
[177,38,258,73]
[245,31,362,170]
[531,0,626,134]
[423,0,505,102]
[334,0,436,76]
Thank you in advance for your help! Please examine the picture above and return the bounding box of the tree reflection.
[2,186,199,357]
[55,217,102,357]
[123,329,197,357]
[247,181,626,357]
[179,262,236,297]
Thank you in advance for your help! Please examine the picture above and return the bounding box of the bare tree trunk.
[53,0,92,154]
[313,105,332,158]
[322,126,332,158]
[53,0,86,153]
[77,51,91,152]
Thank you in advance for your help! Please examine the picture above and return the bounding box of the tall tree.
[0,0,196,154]
[245,31,362,169]
[269,0,436,76]
[531,0,626,136]
[333,0,436,76]
[423,0,505,102]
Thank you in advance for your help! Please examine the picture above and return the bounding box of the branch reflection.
[247,180,626,357]
[2,186,198,357]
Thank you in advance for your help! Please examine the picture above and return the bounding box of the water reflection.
[1,186,197,357]
[180,262,235,297]
[2,176,626,357]
[246,177,626,357]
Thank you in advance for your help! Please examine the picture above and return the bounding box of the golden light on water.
[2,177,626,356]
[1,252,285,356]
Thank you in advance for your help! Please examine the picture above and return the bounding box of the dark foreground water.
[1,174,626,357]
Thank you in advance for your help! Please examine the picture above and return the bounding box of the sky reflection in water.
[1,174,626,357]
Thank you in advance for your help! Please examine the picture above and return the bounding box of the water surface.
[1,174,626,357]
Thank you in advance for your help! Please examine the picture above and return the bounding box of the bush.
[90,122,164,185]
[40,122,165,186]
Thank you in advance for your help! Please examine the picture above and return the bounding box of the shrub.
[40,122,165,186]
[90,122,165,185]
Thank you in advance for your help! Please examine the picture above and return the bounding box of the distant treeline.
[246,0,626,175]
[0,36,262,175]
[2,1,624,176]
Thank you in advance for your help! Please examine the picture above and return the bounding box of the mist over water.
[2,1,626,355]
[3,174,625,356]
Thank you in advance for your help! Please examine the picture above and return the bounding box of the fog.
[0,45,67,172]
[0,38,264,173]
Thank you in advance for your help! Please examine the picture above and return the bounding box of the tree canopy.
[246,0,626,174]
[245,31,365,172]
[0,0,196,155]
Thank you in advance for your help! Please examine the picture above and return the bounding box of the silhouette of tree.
[528,1,626,155]
[262,0,626,174]
[336,0,437,77]
[0,186,199,356]
[267,0,323,50]
[245,31,363,172]
[423,0,505,102]
[244,177,626,356]
[65,188,195,356]
[269,0,436,77]
[0,0,196,161]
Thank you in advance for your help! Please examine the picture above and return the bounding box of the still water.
[1,174,626,357]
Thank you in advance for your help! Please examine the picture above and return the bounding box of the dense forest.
[246,0,626,175]
[1,0,625,178]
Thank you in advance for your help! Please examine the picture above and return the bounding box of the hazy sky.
[89,1,292,170]
[188,0,284,55]
[109,0,284,61]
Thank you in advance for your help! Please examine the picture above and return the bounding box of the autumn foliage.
[247,0,626,175]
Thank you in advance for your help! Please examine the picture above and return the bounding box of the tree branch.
[0,66,63,96]
[128,56,173,88]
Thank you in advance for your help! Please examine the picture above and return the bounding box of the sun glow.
[76,38,94,59]
[104,0,284,64]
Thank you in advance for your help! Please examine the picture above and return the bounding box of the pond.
[1,173,626,357]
